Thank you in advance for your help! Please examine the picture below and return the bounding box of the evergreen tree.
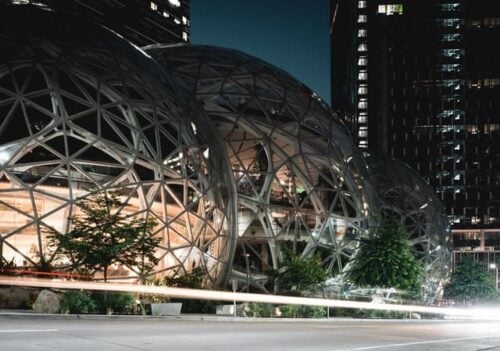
[345,217,422,291]
[444,255,497,304]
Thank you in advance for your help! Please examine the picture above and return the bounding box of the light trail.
[0,276,492,318]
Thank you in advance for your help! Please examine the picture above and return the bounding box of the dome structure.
[147,45,374,291]
[365,155,451,303]
[0,4,236,286]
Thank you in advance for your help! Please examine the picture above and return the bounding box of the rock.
[33,289,61,314]
[0,287,39,309]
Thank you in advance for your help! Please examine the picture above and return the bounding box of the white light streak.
[0,276,493,319]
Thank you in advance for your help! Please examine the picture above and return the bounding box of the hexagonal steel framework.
[0,4,236,286]
[365,155,451,303]
[148,45,373,291]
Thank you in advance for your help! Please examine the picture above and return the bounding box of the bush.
[60,290,95,314]
[279,304,300,318]
[174,299,216,314]
[279,305,327,318]
[302,305,327,318]
[246,303,274,317]
[91,292,135,314]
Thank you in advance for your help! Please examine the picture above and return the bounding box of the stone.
[0,287,39,309]
[33,289,61,314]
[150,302,182,316]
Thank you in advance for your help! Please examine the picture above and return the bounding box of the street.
[1,317,500,350]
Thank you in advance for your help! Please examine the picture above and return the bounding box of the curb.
[0,311,447,323]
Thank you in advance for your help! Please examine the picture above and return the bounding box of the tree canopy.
[345,217,422,292]
[271,249,330,294]
[48,192,160,282]
[444,255,497,304]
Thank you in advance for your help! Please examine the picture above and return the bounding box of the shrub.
[246,303,274,317]
[278,305,327,318]
[92,292,135,314]
[279,304,300,318]
[60,290,95,314]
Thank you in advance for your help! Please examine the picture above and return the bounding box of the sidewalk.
[0,309,442,323]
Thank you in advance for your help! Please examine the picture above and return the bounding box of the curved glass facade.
[148,45,374,291]
[366,155,451,303]
[0,3,450,300]
[0,4,236,286]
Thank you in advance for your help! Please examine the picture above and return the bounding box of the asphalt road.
[1,317,500,351]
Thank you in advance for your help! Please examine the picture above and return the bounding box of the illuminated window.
[150,2,157,11]
[168,0,181,7]
[358,15,367,23]
[182,32,188,41]
[358,1,366,9]
[378,4,403,15]
[174,18,181,25]
[182,16,188,25]
[163,11,170,18]
[358,85,367,95]
[358,43,367,52]
[358,99,367,109]
[358,29,367,37]
[358,57,367,66]
[358,71,367,80]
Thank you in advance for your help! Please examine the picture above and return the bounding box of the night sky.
[190,0,331,104]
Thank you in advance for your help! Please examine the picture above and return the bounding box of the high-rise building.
[33,0,190,46]
[331,0,500,237]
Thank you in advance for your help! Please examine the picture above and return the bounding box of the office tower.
[331,0,500,249]
[32,0,190,46]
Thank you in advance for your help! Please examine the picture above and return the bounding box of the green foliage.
[161,267,205,288]
[345,217,423,291]
[91,291,136,314]
[60,290,96,314]
[279,304,300,318]
[444,255,497,304]
[278,305,327,318]
[47,192,160,281]
[271,249,330,294]
[246,303,274,317]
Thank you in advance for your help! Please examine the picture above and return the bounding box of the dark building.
[32,0,190,46]
[331,0,500,238]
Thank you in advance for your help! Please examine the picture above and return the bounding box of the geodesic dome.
[0,4,236,286]
[147,45,374,291]
[365,155,451,303]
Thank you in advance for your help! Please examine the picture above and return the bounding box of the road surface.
[1,317,500,350]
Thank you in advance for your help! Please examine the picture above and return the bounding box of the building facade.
[32,0,190,46]
[331,1,500,252]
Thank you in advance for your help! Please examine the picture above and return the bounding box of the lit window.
[358,1,366,9]
[163,11,170,18]
[150,1,158,11]
[174,18,181,25]
[182,32,188,41]
[358,85,367,95]
[358,29,367,37]
[378,4,403,15]
[358,57,367,66]
[358,99,368,109]
[358,15,367,23]
[168,0,181,7]
[358,71,367,80]
[182,16,188,25]
[358,43,367,52]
